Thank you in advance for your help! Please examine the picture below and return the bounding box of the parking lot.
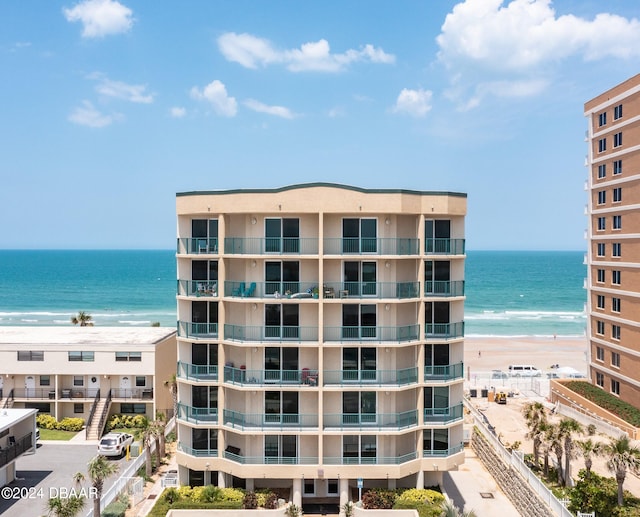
[0,441,131,517]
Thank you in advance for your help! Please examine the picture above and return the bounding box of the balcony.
[322,282,419,299]
[224,450,318,465]
[423,362,464,382]
[423,403,464,424]
[423,443,464,457]
[58,388,100,399]
[177,280,218,298]
[224,325,318,343]
[425,322,464,339]
[111,388,154,400]
[424,239,465,255]
[323,367,418,386]
[224,367,317,386]
[177,238,218,255]
[223,410,318,430]
[424,280,465,297]
[323,410,418,430]
[176,403,218,424]
[323,325,419,343]
[178,442,218,458]
[178,321,218,339]
[177,361,218,382]
[323,452,417,465]
[224,237,318,255]
[13,388,57,400]
[0,432,33,469]
[324,238,419,255]
[224,281,318,299]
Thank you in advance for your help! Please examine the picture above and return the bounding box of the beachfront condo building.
[585,73,640,408]
[175,183,467,508]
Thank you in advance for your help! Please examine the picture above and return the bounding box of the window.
[343,218,377,253]
[115,352,142,362]
[597,243,605,257]
[613,187,622,202]
[598,138,606,152]
[613,215,622,230]
[612,298,621,313]
[343,347,376,381]
[613,160,622,175]
[265,304,299,339]
[343,391,376,423]
[191,260,218,294]
[120,403,146,414]
[266,218,300,253]
[73,376,84,387]
[342,304,376,339]
[17,351,44,361]
[611,379,620,396]
[596,346,605,361]
[597,164,606,178]
[192,428,217,453]
[425,219,452,253]
[614,104,623,120]
[264,346,299,381]
[327,480,339,495]
[597,269,605,283]
[265,261,299,295]
[191,218,218,253]
[265,391,299,423]
[135,376,146,387]
[613,243,621,257]
[596,295,605,309]
[612,325,621,340]
[598,112,607,126]
[597,217,606,231]
[612,270,621,285]
[74,403,84,414]
[596,321,605,336]
[191,301,218,334]
[424,428,450,453]
[597,191,606,204]
[344,261,377,296]
[343,435,376,461]
[614,132,623,148]
[596,372,604,387]
[264,435,297,461]
[303,479,315,496]
[68,351,95,362]
[611,352,620,368]
[39,375,51,386]
[425,261,451,295]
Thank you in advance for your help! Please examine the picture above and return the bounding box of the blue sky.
[1,0,640,250]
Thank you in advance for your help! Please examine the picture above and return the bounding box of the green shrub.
[568,470,640,516]
[107,413,148,430]
[564,381,640,426]
[58,417,84,432]
[394,500,442,517]
[36,414,58,430]
[395,488,444,505]
[243,490,258,509]
[162,487,180,504]
[102,496,129,517]
[362,488,396,509]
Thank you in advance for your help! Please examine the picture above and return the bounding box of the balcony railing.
[224,367,317,386]
[323,452,417,465]
[178,442,218,458]
[178,321,218,339]
[324,238,419,255]
[177,361,218,381]
[177,238,219,255]
[424,239,465,255]
[0,432,33,469]
[324,410,418,430]
[322,282,419,299]
[223,409,318,430]
[13,388,57,400]
[423,403,464,424]
[111,388,154,400]
[224,237,319,255]
[323,367,418,386]
[423,362,464,381]
[224,281,318,299]
[323,325,419,343]
[224,324,318,343]
[423,443,464,457]
[58,388,100,399]
[424,280,465,297]
[177,403,218,424]
[425,322,464,339]
[224,450,318,465]
[177,280,218,298]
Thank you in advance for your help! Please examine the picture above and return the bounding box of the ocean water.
[0,250,587,336]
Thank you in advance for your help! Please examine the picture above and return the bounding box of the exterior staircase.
[86,389,112,440]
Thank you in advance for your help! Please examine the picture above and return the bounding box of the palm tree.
[522,401,547,468]
[576,439,604,478]
[46,472,86,517]
[71,311,93,326]
[540,420,555,478]
[142,425,155,478]
[164,373,178,423]
[549,424,565,486]
[440,499,477,517]
[558,418,583,486]
[604,435,640,506]
[87,455,119,517]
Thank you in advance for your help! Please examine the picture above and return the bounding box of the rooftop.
[0,326,176,346]
[0,408,37,433]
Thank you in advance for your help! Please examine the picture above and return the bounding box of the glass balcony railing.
[322,282,419,299]
[177,361,218,382]
[177,280,218,298]
[423,362,464,381]
[224,237,318,255]
[425,322,464,339]
[178,442,218,457]
[0,433,33,469]
[424,238,465,255]
[224,367,317,386]
[423,443,464,457]
[323,452,418,465]
[323,325,419,343]
[224,324,318,343]
[324,238,419,255]
[423,403,464,424]
[323,367,418,386]
[177,238,219,255]
[178,321,218,339]
[223,409,318,430]
[323,410,418,429]
[176,403,218,424]
[424,280,465,297]
[224,451,318,465]
[224,281,318,299]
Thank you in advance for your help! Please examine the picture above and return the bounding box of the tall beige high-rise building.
[175,183,467,508]
[585,74,640,407]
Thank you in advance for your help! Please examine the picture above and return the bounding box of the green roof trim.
[177,182,467,198]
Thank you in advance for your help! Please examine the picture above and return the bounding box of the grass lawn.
[39,428,78,441]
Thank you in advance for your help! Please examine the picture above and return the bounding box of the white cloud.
[244,99,295,119]
[170,107,186,118]
[90,75,153,103]
[392,88,433,118]
[190,80,238,117]
[218,32,395,72]
[63,0,133,38]
[68,100,120,127]
[437,0,640,107]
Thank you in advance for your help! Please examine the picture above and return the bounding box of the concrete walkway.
[129,448,178,516]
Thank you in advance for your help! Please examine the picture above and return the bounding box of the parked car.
[98,432,134,458]
[508,364,542,377]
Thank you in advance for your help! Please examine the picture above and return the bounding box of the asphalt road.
[0,441,130,517]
